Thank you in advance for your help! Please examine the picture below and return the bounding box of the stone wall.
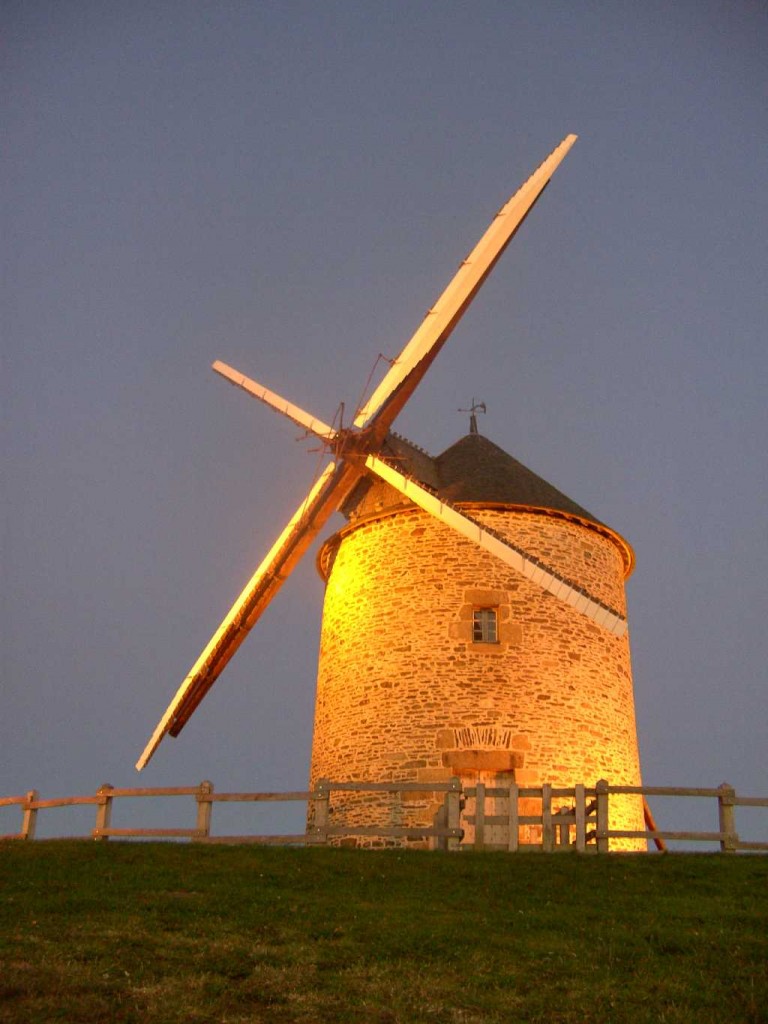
[310,504,644,848]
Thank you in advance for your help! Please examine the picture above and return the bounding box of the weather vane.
[458,399,486,434]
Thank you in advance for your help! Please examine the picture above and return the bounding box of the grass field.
[0,843,766,1023]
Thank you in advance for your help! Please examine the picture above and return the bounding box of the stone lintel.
[442,750,524,773]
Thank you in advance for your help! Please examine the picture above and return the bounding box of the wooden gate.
[457,782,602,852]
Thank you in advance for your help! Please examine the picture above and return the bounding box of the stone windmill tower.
[136,135,644,843]
[311,429,643,842]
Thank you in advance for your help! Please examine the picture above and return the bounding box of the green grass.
[1,844,766,1023]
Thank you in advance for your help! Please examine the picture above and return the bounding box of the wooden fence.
[1,780,766,852]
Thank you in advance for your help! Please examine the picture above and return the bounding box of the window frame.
[472,607,499,644]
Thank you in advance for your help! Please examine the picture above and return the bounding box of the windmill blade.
[365,454,627,638]
[213,360,337,441]
[136,459,362,770]
[354,134,577,433]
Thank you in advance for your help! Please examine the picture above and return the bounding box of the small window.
[472,608,498,644]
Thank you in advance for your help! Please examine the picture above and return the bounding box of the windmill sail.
[355,134,577,434]
[212,361,337,441]
[136,460,360,769]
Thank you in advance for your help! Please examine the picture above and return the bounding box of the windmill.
[137,134,644,846]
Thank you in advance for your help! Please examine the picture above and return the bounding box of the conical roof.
[336,430,634,576]
[434,432,601,525]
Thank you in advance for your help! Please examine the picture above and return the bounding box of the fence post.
[445,777,462,852]
[312,779,330,845]
[717,782,738,853]
[542,783,554,852]
[555,807,570,848]
[595,779,610,853]
[93,784,114,841]
[475,782,486,851]
[507,782,519,852]
[21,790,38,840]
[195,780,214,841]
[574,784,586,853]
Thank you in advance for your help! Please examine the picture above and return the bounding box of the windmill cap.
[335,430,634,577]
[434,432,634,575]
[435,432,597,515]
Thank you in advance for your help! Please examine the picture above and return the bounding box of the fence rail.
[1,780,765,852]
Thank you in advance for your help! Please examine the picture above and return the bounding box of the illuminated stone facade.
[309,433,644,848]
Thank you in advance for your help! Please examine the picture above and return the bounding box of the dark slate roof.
[344,431,603,529]
[434,433,602,525]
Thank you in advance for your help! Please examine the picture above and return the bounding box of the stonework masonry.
[310,500,645,849]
